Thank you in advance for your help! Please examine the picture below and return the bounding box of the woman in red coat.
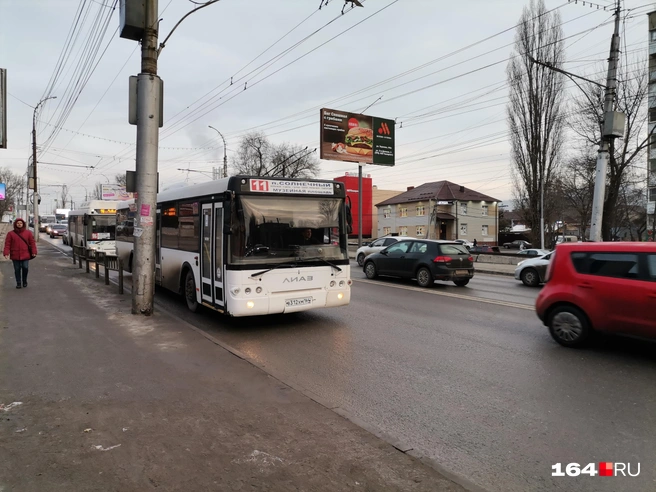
[3,218,37,288]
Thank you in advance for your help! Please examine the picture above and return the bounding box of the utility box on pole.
[129,75,164,127]
[603,111,625,138]
[119,0,146,41]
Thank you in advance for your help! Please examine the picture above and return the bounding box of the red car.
[536,242,656,348]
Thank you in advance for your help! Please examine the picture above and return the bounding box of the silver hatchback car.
[356,236,416,266]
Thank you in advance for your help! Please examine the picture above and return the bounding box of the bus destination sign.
[249,179,333,195]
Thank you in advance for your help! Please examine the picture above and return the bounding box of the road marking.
[354,278,534,311]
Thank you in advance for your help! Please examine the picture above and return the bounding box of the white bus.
[67,200,118,253]
[116,176,352,317]
[55,208,71,223]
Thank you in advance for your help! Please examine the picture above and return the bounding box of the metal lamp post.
[208,125,227,178]
[32,95,57,243]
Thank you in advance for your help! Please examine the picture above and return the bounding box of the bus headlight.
[246,301,255,309]
[256,286,262,294]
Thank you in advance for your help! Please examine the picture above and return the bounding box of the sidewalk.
[0,241,467,492]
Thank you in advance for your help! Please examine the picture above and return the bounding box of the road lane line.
[354,278,534,311]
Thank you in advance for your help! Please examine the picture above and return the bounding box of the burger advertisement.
[320,108,394,166]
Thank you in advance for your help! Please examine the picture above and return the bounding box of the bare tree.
[0,167,24,219]
[92,183,103,200]
[557,154,596,238]
[115,173,127,187]
[233,131,319,178]
[233,132,271,176]
[507,0,566,247]
[59,184,69,209]
[569,59,651,240]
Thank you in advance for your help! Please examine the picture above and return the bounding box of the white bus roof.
[69,200,119,215]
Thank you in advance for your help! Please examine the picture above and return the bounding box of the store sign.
[437,201,452,205]
[248,179,333,195]
[320,108,395,166]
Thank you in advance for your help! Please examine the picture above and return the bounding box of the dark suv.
[363,239,474,287]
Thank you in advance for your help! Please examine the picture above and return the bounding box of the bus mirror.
[223,191,232,202]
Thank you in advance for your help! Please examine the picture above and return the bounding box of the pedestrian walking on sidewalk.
[3,218,37,289]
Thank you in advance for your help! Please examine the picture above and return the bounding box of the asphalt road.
[41,234,656,492]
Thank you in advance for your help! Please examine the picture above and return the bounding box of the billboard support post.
[358,165,363,249]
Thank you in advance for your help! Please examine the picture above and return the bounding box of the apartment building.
[375,180,501,244]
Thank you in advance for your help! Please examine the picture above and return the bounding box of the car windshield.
[229,195,348,265]
[52,225,67,230]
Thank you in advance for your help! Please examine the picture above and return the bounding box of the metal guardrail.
[72,246,124,295]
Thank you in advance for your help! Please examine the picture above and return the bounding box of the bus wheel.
[184,270,199,312]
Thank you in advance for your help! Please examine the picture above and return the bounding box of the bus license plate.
[455,270,469,275]
[285,297,312,308]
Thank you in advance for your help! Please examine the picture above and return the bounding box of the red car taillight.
[468,256,473,262]
[433,256,451,263]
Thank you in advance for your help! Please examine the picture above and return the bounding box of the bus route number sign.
[249,179,333,195]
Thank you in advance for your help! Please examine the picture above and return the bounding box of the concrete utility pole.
[32,95,56,242]
[208,126,227,178]
[589,1,622,242]
[132,0,161,315]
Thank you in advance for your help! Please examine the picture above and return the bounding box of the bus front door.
[200,203,225,310]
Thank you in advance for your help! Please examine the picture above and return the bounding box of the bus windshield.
[230,195,348,265]
[88,215,116,240]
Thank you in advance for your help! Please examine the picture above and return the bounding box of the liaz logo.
[283,276,313,283]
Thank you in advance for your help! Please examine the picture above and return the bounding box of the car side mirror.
[381,250,388,255]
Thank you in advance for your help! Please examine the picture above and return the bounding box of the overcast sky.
[0,0,652,210]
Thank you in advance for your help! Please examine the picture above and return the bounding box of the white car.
[454,239,474,250]
[356,236,415,266]
[514,251,553,286]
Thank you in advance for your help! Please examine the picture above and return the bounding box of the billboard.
[0,183,5,200]
[102,184,133,201]
[320,108,394,166]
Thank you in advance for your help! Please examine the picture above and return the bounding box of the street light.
[208,125,228,178]
[32,95,57,243]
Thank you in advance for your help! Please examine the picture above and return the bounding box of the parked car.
[454,239,474,250]
[516,248,550,258]
[503,240,532,249]
[469,245,499,254]
[514,251,553,286]
[49,224,68,239]
[535,242,656,348]
[355,236,415,266]
[363,239,474,287]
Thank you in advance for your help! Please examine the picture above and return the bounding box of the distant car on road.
[355,236,415,266]
[535,242,656,347]
[514,251,553,286]
[49,224,68,239]
[503,240,532,249]
[454,239,474,250]
[363,239,474,287]
[516,248,550,258]
[469,245,499,254]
